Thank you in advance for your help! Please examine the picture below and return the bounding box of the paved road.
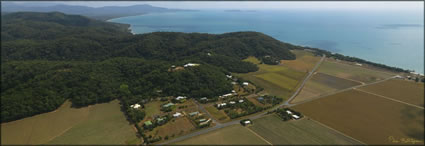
[159,55,326,145]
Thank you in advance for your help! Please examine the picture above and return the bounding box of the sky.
[8,1,424,11]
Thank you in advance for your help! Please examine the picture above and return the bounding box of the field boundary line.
[355,89,424,109]
[307,117,366,145]
[245,127,273,145]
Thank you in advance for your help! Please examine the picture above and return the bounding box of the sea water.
[109,10,424,73]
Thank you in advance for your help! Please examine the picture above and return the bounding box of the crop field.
[358,79,424,107]
[292,90,424,145]
[292,73,361,103]
[237,57,306,99]
[1,100,90,145]
[318,60,394,83]
[146,117,196,141]
[46,100,139,145]
[248,115,362,145]
[174,125,269,145]
[256,72,299,91]
[205,105,229,122]
[281,50,321,72]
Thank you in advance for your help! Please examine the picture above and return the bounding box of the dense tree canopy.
[1,12,301,122]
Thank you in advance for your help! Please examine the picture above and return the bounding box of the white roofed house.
[173,112,182,117]
[176,96,187,100]
[292,115,300,120]
[184,63,200,67]
[243,82,249,86]
[130,104,141,109]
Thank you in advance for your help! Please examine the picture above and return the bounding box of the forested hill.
[1,12,299,123]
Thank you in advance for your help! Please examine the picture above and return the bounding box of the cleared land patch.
[1,100,89,145]
[293,90,424,145]
[281,50,321,72]
[318,60,394,83]
[205,105,229,122]
[249,115,362,145]
[358,79,424,107]
[292,73,361,103]
[146,116,196,142]
[145,101,165,118]
[174,125,269,145]
[46,100,139,145]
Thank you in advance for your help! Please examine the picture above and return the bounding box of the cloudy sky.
[8,1,424,11]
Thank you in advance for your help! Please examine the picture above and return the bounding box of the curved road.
[160,55,328,145]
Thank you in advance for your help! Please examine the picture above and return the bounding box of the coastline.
[105,12,422,74]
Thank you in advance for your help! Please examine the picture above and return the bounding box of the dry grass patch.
[282,50,321,72]
[147,117,196,140]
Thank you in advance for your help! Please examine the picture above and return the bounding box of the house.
[200,97,208,101]
[243,82,249,86]
[207,53,211,56]
[257,97,264,102]
[173,112,182,117]
[355,63,362,66]
[222,93,233,98]
[130,104,141,109]
[229,101,236,104]
[239,99,244,103]
[171,65,176,68]
[286,110,293,115]
[240,119,252,126]
[217,103,227,108]
[226,75,232,79]
[184,63,200,67]
[231,82,237,85]
[292,115,300,120]
[199,119,211,125]
[163,103,175,108]
[199,119,207,122]
[232,90,236,93]
[394,75,403,79]
[176,96,187,100]
[144,121,153,128]
[189,111,200,116]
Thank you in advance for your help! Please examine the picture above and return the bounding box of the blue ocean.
[109,10,424,73]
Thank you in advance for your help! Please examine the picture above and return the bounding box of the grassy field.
[144,101,165,118]
[318,59,394,83]
[256,72,299,91]
[281,50,321,72]
[293,90,424,145]
[1,100,90,145]
[174,125,269,145]
[1,100,138,145]
[146,117,196,141]
[46,100,139,145]
[205,105,229,122]
[237,56,306,99]
[358,79,424,107]
[249,115,362,145]
[292,73,361,103]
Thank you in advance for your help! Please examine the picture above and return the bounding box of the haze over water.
[110,10,424,73]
